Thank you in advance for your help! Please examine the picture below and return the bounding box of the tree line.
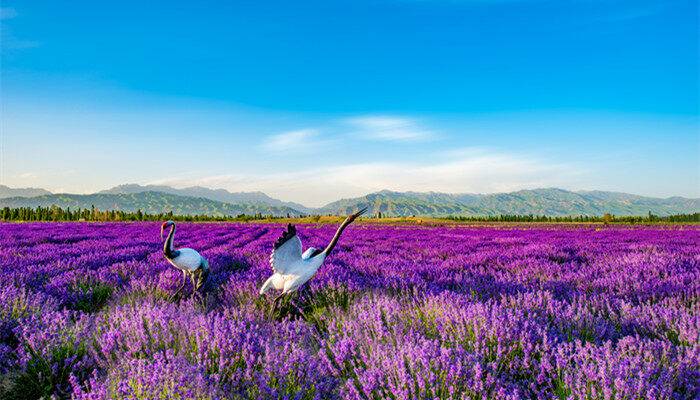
[0,206,282,222]
[1,205,697,223]
[442,212,699,223]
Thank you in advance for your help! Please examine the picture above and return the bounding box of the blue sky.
[1,0,698,206]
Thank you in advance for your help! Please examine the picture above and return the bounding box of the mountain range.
[1,184,698,217]
[0,191,303,217]
[98,184,313,213]
[0,185,52,199]
[319,189,699,217]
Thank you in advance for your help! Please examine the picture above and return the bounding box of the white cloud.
[260,129,322,152]
[16,172,38,180]
[296,152,583,202]
[149,173,255,189]
[345,116,435,142]
[151,149,585,207]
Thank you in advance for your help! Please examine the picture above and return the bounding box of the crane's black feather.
[196,262,210,291]
[309,248,323,258]
[273,224,297,249]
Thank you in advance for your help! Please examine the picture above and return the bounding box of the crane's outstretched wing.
[270,224,302,274]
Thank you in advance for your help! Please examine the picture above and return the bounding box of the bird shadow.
[181,256,255,312]
[266,292,311,323]
[264,286,343,334]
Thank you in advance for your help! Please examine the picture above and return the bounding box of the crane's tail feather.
[196,267,210,292]
[260,276,275,295]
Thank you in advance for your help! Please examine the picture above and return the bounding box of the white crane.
[161,220,210,300]
[260,207,367,313]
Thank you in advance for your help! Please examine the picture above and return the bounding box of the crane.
[161,221,210,300]
[260,207,367,314]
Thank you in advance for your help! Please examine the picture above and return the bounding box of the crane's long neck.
[164,225,176,258]
[322,219,352,256]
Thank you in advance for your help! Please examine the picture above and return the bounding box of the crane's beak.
[160,222,170,239]
[349,206,368,221]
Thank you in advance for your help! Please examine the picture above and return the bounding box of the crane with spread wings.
[260,207,367,313]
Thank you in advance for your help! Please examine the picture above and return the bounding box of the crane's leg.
[269,292,286,321]
[190,274,197,298]
[192,269,206,307]
[194,275,201,296]
[168,271,187,301]
[273,292,285,304]
[287,290,306,317]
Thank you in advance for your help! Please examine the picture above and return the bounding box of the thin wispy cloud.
[260,129,322,153]
[151,149,584,207]
[2,38,40,51]
[345,116,435,142]
[149,173,255,189]
[592,3,668,22]
[16,172,38,180]
[1,8,41,51]
[15,170,77,181]
[565,1,670,26]
[397,0,540,4]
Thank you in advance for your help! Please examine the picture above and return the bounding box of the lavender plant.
[0,222,697,399]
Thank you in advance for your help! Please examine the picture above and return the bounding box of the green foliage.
[442,213,699,223]
[3,341,87,400]
[68,279,114,313]
[0,206,286,222]
[1,205,697,223]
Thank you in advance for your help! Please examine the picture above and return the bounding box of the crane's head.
[160,220,174,239]
[345,206,368,223]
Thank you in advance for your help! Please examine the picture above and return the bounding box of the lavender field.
[0,222,698,399]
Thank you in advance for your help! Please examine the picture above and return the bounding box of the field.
[0,222,698,399]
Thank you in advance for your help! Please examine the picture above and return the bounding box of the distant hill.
[0,185,52,199]
[316,188,699,217]
[99,184,312,214]
[0,191,303,217]
[316,190,495,217]
[1,185,697,217]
